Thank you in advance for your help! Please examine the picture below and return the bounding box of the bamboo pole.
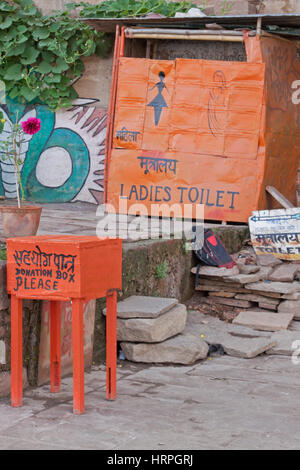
[125,32,245,42]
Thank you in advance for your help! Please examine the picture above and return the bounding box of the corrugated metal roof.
[80,14,300,33]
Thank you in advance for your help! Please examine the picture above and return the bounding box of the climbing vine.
[0,0,204,111]
[71,0,198,18]
[0,0,110,110]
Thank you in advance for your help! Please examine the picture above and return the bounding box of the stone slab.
[208,291,236,298]
[225,273,262,284]
[201,297,252,308]
[185,311,274,358]
[237,264,260,274]
[245,281,300,295]
[191,265,239,277]
[232,311,294,332]
[235,293,279,305]
[221,336,277,359]
[121,332,209,364]
[258,266,274,280]
[269,264,299,283]
[266,330,300,356]
[258,303,277,311]
[103,295,178,319]
[256,254,283,267]
[278,300,300,320]
[282,292,300,300]
[117,303,187,343]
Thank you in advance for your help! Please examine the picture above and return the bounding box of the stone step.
[117,303,187,343]
[103,295,178,319]
[121,332,209,365]
[232,310,294,332]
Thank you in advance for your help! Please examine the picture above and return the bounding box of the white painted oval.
[36,147,72,188]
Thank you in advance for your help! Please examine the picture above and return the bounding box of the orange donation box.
[6,235,122,414]
[106,34,300,223]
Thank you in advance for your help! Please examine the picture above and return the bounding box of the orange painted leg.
[11,295,23,407]
[106,290,117,400]
[72,298,84,414]
[50,300,61,393]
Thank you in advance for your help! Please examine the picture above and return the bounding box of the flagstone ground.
[0,353,300,450]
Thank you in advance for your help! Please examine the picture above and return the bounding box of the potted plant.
[0,111,42,238]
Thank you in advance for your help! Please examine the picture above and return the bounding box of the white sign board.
[249,208,300,260]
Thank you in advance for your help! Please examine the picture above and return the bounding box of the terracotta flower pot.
[0,205,42,238]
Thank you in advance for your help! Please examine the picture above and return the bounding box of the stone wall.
[0,262,42,396]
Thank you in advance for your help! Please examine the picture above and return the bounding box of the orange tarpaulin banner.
[105,35,300,222]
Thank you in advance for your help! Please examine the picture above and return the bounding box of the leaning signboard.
[249,208,300,260]
[105,34,300,223]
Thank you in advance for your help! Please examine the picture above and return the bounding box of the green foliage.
[155,260,168,280]
[221,0,233,15]
[0,0,208,111]
[0,0,110,110]
[70,0,198,18]
[0,246,7,260]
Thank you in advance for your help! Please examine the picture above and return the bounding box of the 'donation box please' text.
[6,235,122,300]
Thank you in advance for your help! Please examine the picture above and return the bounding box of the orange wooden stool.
[6,236,122,415]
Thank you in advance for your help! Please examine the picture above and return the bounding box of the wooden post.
[72,298,85,414]
[50,300,61,393]
[11,295,23,407]
[106,290,117,400]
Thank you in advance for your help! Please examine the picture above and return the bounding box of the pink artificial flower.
[21,117,41,135]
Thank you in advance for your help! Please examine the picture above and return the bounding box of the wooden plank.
[266,186,294,209]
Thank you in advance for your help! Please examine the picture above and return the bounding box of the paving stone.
[185,310,271,342]
[201,297,253,308]
[278,300,300,320]
[121,332,209,364]
[232,311,294,332]
[256,254,283,267]
[269,264,299,283]
[185,311,274,358]
[103,295,178,319]
[235,294,279,305]
[221,336,277,359]
[258,266,274,280]
[282,292,300,300]
[258,303,278,311]
[258,302,277,312]
[208,291,236,298]
[225,273,262,284]
[191,265,239,277]
[237,264,260,274]
[117,303,187,342]
[266,330,300,356]
[246,281,300,295]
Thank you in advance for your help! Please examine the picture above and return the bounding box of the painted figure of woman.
[147,71,169,126]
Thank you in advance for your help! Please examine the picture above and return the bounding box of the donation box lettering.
[6,236,122,299]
